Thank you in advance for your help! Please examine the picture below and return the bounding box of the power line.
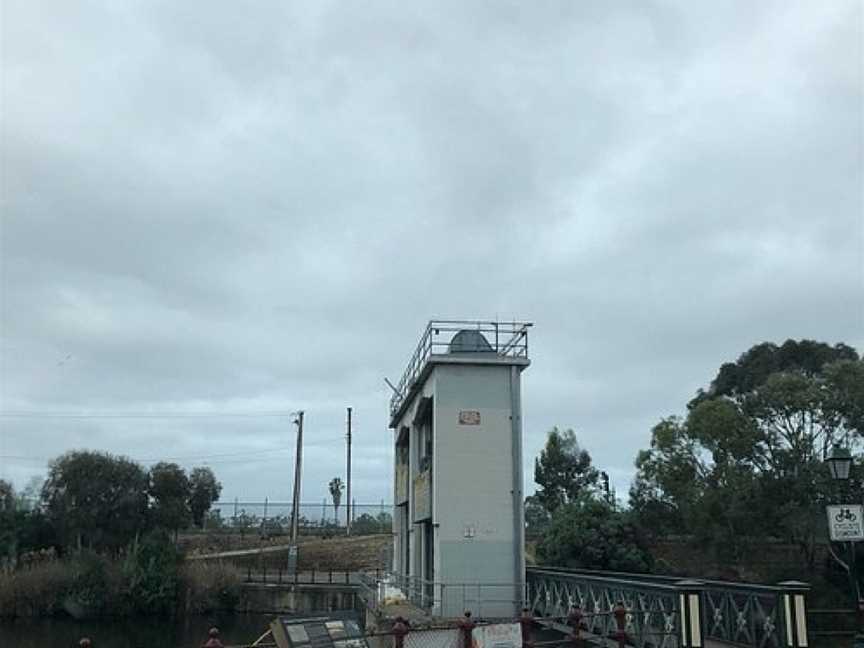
[0,436,346,465]
[0,411,293,419]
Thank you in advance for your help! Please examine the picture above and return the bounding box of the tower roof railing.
[389,319,532,419]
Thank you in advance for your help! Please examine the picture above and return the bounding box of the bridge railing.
[526,567,810,648]
[527,568,687,648]
[358,571,522,619]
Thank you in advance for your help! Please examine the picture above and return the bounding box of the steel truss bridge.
[526,567,809,648]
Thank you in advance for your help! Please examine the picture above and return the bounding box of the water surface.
[0,613,273,648]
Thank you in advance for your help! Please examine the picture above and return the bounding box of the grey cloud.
[1,0,861,502]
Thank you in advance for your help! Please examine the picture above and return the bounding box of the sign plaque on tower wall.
[458,410,481,425]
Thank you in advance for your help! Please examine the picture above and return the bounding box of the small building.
[389,320,531,618]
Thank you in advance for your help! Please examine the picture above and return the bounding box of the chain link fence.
[204,500,393,537]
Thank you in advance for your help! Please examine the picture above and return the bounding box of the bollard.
[777,581,810,648]
[459,611,476,648]
[675,580,704,648]
[519,607,534,648]
[612,602,627,648]
[392,616,409,648]
[202,626,225,648]
[567,606,582,644]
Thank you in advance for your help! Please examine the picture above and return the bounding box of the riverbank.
[0,552,242,619]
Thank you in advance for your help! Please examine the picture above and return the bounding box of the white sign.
[459,410,481,425]
[827,505,864,541]
[473,623,522,648]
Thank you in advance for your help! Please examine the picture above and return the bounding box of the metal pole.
[346,407,352,536]
[850,542,864,645]
[510,364,525,614]
[290,411,304,543]
[778,581,810,648]
[675,580,704,648]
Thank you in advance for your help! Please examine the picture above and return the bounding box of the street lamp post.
[827,445,853,481]
[825,444,863,646]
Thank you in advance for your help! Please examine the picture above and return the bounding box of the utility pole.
[290,411,304,543]
[346,407,352,536]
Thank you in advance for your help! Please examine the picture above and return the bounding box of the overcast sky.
[1,1,862,509]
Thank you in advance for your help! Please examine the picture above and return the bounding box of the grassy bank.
[0,553,241,619]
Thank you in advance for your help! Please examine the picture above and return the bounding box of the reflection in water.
[0,613,273,648]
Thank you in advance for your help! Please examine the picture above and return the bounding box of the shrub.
[66,552,122,616]
[122,531,180,614]
[179,560,242,613]
[0,561,73,618]
[537,498,654,573]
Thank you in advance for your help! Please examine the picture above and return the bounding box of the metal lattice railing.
[526,567,810,648]
[390,320,531,419]
[702,583,785,647]
[527,569,680,648]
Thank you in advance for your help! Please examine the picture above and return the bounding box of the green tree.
[0,479,14,512]
[148,462,191,537]
[534,428,598,513]
[188,467,222,528]
[524,495,551,538]
[42,451,149,553]
[329,477,344,524]
[631,340,864,568]
[0,480,17,563]
[699,339,858,401]
[352,512,393,535]
[536,497,652,572]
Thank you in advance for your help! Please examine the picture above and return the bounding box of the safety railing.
[243,567,380,586]
[197,608,647,648]
[526,567,810,648]
[390,320,531,419]
[358,571,523,619]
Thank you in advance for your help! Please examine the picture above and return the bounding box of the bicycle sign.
[827,505,864,541]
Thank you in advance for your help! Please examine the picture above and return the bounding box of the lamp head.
[826,444,853,481]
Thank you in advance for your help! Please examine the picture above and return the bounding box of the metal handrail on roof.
[389,319,532,420]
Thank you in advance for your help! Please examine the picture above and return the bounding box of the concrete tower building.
[389,320,531,617]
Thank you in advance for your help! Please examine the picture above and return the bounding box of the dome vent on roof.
[448,329,494,354]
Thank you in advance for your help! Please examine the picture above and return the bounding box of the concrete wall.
[391,357,526,618]
[238,583,358,615]
[433,364,517,586]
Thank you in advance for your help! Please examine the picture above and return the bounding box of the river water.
[0,613,274,648]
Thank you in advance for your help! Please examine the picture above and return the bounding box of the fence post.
[392,617,409,648]
[612,602,627,648]
[459,611,476,648]
[519,607,534,648]
[675,580,703,648]
[777,581,810,648]
[567,606,582,644]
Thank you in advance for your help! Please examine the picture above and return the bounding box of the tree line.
[1,451,222,560]
[528,339,864,585]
